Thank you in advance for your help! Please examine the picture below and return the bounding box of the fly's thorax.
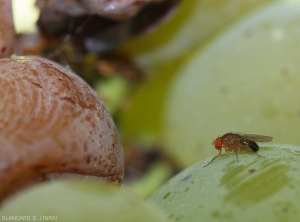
[221,133,238,148]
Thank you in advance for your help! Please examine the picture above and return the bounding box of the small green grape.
[0,181,168,222]
[149,144,300,221]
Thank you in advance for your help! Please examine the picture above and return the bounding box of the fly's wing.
[239,134,273,142]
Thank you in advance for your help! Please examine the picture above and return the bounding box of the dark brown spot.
[107,122,111,129]
[108,153,117,167]
[70,159,80,165]
[220,86,229,95]
[1,47,6,53]
[71,142,78,151]
[27,140,33,145]
[249,168,256,173]
[282,207,289,213]
[86,155,91,164]
[281,68,289,77]
[33,164,47,172]
[71,167,80,173]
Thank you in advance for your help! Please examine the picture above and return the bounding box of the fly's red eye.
[214,138,222,150]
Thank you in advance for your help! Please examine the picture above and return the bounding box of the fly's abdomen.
[246,141,259,152]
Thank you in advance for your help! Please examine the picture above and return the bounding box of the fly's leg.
[254,153,265,158]
[235,151,239,162]
[203,149,228,167]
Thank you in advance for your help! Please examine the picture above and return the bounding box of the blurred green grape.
[164,2,300,167]
[95,75,130,115]
[121,0,276,67]
[0,181,168,222]
[119,0,277,145]
[149,144,300,221]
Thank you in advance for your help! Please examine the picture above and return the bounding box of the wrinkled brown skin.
[0,56,124,203]
[0,0,15,58]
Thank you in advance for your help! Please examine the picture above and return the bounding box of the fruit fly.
[203,133,273,167]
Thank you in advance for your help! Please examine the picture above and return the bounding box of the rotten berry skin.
[0,56,124,203]
[35,0,181,52]
[0,0,15,58]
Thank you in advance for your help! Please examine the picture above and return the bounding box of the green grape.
[121,0,276,67]
[120,0,276,144]
[0,181,168,222]
[149,144,300,221]
[164,2,300,167]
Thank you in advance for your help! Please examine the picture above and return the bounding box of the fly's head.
[213,137,222,150]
